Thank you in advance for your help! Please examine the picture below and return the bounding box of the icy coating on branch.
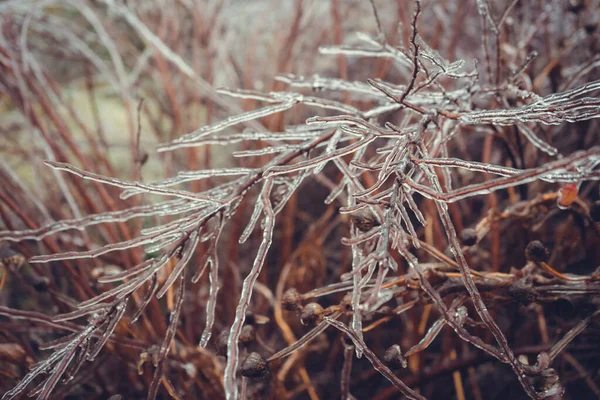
[2,0,600,399]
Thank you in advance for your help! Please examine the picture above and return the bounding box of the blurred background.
[1,0,599,399]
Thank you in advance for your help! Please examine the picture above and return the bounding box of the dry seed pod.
[351,212,379,232]
[239,324,256,345]
[383,344,407,369]
[215,331,229,356]
[281,288,302,311]
[525,241,549,263]
[240,352,270,379]
[460,228,477,246]
[300,303,324,325]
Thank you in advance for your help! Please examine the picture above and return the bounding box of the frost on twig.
[2,301,127,400]
[460,80,600,126]
[3,0,600,399]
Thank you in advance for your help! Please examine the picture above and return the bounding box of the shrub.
[1,1,600,399]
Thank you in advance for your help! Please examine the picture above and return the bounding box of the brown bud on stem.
[240,352,270,379]
[351,212,379,232]
[525,240,549,263]
[281,288,302,311]
[300,303,324,325]
[239,324,256,345]
[460,228,477,246]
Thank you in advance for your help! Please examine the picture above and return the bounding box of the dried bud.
[557,184,578,210]
[215,331,229,357]
[300,303,324,325]
[590,200,600,222]
[525,240,549,263]
[460,228,477,246]
[282,288,302,311]
[239,325,256,345]
[383,344,407,369]
[240,352,270,379]
[351,212,379,232]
